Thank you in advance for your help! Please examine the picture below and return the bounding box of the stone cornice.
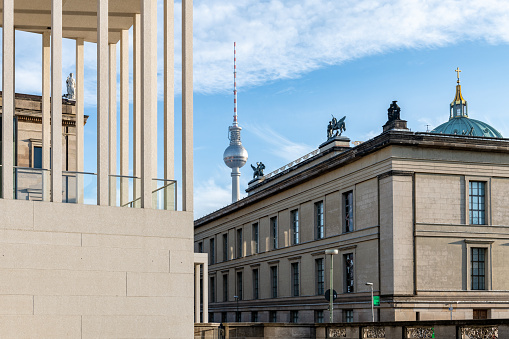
[195,131,509,228]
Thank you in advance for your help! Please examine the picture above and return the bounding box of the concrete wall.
[0,199,194,338]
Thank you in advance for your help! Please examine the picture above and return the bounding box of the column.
[42,32,51,201]
[194,263,200,322]
[120,30,129,206]
[164,0,175,210]
[51,0,63,203]
[76,38,85,203]
[140,0,156,208]
[2,0,14,200]
[151,0,158,208]
[133,13,141,207]
[202,262,209,323]
[97,0,109,205]
[109,43,117,206]
[182,0,193,211]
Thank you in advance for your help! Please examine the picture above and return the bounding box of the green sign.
[373,296,380,306]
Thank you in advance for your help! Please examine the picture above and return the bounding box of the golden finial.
[455,67,461,84]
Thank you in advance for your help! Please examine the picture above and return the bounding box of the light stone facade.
[195,131,509,324]
[0,0,194,337]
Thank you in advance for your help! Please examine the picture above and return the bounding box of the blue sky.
[5,0,509,218]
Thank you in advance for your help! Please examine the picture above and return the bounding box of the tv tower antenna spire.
[223,42,248,203]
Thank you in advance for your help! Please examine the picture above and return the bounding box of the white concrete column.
[76,38,85,203]
[151,0,158,182]
[97,0,109,206]
[51,0,63,203]
[120,30,129,206]
[2,0,14,200]
[202,261,209,323]
[140,0,156,209]
[108,43,117,206]
[41,32,51,201]
[182,0,193,212]
[194,263,200,322]
[133,13,141,206]
[164,0,175,210]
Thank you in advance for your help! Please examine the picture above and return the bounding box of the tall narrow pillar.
[42,32,51,201]
[76,38,85,203]
[109,43,117,206]
[164,0,175,210]
[2,0,14,200]
[202,261,209,323]
[194,263,200,322]
[140,0,156,208]
[51,0,63,203]
[120,30,129,206]
[133,13,142,206]
[151,0,158,182]
[97,0,109,206]
[182,0,194,212]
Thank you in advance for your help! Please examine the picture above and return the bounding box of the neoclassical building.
[194,79,509,324]
[0,1,195,338]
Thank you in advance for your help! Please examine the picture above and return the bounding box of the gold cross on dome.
[455,67,461,83]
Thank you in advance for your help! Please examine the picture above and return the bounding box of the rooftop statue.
[327,115,346,139]
[251,162,265,179]
[387,101,401,122]
[65,73,76,100]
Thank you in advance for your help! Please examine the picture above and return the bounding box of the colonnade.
[1,0,193,211]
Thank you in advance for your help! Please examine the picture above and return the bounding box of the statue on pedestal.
[327,115,346,139]
[65,73,76,100]
[251,162,265,179]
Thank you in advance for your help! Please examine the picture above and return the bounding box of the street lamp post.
[234,295,239,322]
[366,282,374,322]
[325,249,339,323]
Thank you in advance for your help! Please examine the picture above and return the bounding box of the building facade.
[0,0,194,338]
[195,98,509,324]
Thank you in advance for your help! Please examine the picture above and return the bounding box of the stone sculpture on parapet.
[65,73,76,100]
[251,162,265,179]
[383,100,408,132]
[327,115,346,139]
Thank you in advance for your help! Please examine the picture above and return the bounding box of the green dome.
[431,116,503,138]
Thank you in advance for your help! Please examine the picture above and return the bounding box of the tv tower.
[223,42,248,203]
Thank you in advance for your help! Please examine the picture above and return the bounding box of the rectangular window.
[252,223,259,253]
[270,266,278,298]
[253,269,259,300]
[343,309,353,323]
[291,262,299,297]
[251,311,258,322]
[316,258,324,295]
[198,241,203,253]
[210,238,215,265]
[315,201,324,239]
[291,209,299,245]
[209,312,214,323]
[221,312,227,323]
[290,310,299,323]
[343,191,354,232]
[469,181,486,225]
[472,248,486,290]
[236,311,241,322]
[210,276,216,303]
[344,253,354,293]
[315,310,324,323]
[236,271,243,300]
[473,309,488,320]
[223,274,228,302]
[270,217,278,249]
[223,234,228,262]
[33,146,42,169]
[269,311,277,323]
[236,228,243,258]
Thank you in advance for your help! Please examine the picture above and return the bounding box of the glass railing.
[62,171,97,205]
[121,178,177,210]
[14,167,50,201]
[109,174,142,208]
[152,178,177,211]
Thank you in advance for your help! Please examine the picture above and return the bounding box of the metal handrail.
[62,170,97,176]
[121,180,177,208]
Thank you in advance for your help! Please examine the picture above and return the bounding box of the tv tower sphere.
[223,126,248,169]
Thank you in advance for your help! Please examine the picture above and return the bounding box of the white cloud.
[249,123,315,163]
[188,0,509,94]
